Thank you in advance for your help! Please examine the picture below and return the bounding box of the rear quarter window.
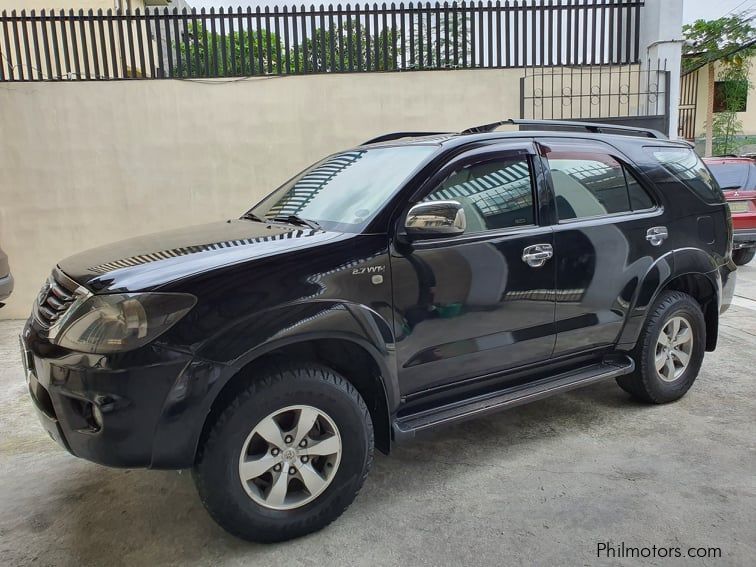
[646,147,723,204]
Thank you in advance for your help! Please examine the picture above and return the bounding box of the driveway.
[1,265,755,566]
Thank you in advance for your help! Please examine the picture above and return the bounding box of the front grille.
[33,270,81,330]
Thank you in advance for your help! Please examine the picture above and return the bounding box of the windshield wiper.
[270,215,321,230]
[240,211,265,222]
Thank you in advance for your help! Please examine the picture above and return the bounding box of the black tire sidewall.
[195,366,372,542]
[639,295,705,403]
[733,247,756,266]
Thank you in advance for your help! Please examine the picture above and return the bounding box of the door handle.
[522,244,553,268]
[646,226,668,247]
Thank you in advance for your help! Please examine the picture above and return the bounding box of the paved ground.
[1,266,755,567]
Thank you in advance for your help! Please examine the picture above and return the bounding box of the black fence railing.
[0,1,644,81]
[521,61,667,119]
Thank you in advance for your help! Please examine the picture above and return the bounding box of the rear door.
[540,138,668,356]
[390,141,557,395]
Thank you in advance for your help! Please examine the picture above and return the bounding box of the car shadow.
[53,380,642,562]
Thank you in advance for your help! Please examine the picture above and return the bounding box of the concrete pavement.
[1,265,755,566]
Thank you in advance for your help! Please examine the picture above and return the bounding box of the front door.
[390,143,557,396]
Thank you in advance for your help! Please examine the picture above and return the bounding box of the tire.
[193,362,374,543]
[732,247,756,266]
[617,291,706,404]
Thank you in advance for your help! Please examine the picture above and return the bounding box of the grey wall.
[0,69,525,318]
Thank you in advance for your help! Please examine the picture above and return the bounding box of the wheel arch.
[656,271,719,351]
[196,331,397,459]
[618,249,721,352]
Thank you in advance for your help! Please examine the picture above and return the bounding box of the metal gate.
[678,71,699,141]
[521,64,670,135]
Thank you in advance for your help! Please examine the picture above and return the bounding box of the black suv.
[21,120,736,542]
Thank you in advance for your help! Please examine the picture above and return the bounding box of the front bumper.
[733,229,756,248]
[0,273,13,303]
[20,320,209,469]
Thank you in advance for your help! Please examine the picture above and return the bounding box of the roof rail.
[362,131,451,145]
[461,119,668,139]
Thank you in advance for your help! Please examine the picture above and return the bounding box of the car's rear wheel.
[617,291,705,404]
[732,247,755,266]
[193,363,374,542]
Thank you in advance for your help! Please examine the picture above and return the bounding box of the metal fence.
[0,1,645,81]
[678,71,699,141]
[521,63,668,129]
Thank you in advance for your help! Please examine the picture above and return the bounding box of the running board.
[393,357,634,441]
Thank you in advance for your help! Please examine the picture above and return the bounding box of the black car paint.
[21,131,736,469]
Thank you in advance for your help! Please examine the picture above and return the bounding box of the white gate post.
[639,0,684,139]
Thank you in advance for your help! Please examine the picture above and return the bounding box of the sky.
[188,0,756,25]
[683,0,756,24]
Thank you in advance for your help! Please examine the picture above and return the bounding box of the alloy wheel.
[655,315,694,383]
[238,405,342,510]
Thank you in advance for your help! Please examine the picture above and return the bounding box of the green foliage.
[176,22,283,77]
[411,12,472,68]
[684,12,756,154]
[290,20,400,73]
[712,65,751,155]
[175,13,472,77]
[682,13,756,74]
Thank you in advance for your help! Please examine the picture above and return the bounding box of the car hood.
[58,219,347,293]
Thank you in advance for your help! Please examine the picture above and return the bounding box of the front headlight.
[53,293,196,354]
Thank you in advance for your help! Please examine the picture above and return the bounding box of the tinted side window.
[625,168,655,210]
[424,158,535,232]
[647,147,723,204]
[547,151,631,220]
[546,150,656,220]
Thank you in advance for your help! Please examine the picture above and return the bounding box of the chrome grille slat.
[49,282,74,301]
[37,304,58,321]
[33,269,82,331]
[45,295,65,310]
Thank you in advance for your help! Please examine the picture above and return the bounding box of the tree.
[291,20,400,73]
[176,22,283,77]
[682,13,756,155]
[409,9,472,69]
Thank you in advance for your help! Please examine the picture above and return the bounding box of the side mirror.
[404,200,466,239]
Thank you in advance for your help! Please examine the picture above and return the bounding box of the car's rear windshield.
[249,145,438,233]
[645,147,723,204]
[706,162,752,191]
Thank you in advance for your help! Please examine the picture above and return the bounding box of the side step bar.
[393,357,634,441]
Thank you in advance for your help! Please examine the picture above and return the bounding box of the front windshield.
[249,145,438,232]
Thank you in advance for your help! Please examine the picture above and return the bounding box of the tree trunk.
[705,63,715,157]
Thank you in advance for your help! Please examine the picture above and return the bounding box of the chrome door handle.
[646,226,668,246]
[522,244,553,268]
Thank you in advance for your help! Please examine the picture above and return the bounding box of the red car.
[704,157,756,265]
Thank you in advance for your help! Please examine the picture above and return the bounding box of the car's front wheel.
[732,246,756,266]
[617,291,705,404]
[193,363,374,542]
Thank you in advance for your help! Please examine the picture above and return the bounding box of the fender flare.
[616,248,720,349]
[152,300,399,468]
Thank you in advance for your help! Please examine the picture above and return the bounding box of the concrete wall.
[691,59,756,138]
[0,68,523,319]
